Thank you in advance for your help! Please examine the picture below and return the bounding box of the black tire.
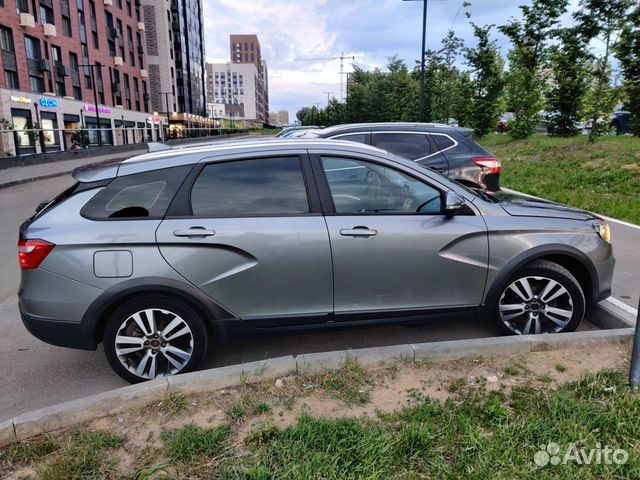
[491,260,586,336]
[103,294,208,383]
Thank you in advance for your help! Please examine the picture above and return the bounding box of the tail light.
[18,239,55,270]
[473,157,502,174]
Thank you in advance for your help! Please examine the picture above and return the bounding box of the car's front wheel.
[493,260,585,335]
[103,295,208,383]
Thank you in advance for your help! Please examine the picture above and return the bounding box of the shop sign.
[84,104,112,114]
[147,116,165,125]
[11,95,32,104]
[39,98,58,108]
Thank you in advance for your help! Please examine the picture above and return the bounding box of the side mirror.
[444,191,465,216]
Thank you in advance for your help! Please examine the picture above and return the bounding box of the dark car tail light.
[18,239,55,270]
[473,157,502,174]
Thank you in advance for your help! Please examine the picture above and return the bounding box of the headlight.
[592,221,611,243]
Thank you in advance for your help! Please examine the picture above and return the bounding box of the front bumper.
[20,306,96,350]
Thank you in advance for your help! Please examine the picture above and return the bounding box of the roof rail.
[147,142,172,153]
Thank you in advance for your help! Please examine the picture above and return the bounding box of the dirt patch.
[3,344,630,478]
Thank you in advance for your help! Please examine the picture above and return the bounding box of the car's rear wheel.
[103,295,208,383]
[493,260,585,335]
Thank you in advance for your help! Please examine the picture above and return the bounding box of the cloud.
[202,0,593,121]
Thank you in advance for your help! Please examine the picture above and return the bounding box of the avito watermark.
[534,442,628,467]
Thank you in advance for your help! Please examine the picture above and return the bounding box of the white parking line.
[605,296,639,317]
[501,188,640,230]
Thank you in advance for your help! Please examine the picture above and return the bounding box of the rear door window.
[81,166,191,219]
[373,133,433,160]
[190,156,310,217]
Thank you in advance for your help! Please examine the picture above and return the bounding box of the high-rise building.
[207,61,259,125]
[141,0,206,117]
[268,109,289,127]
[0,0,157,155]
[228,34,268,123]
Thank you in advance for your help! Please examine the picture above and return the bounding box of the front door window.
[321,157,442,214]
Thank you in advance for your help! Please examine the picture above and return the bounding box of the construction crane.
[293,52,357,101]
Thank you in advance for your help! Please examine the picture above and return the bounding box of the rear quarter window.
[81,165,191,220]
[432,134,455,151]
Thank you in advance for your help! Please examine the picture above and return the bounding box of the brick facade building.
[0,0,162,155]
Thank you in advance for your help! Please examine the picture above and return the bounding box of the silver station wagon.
[18,139,614,382]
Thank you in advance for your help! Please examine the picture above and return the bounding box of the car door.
[312,153,488,317]
[372,131,449,174]
[156,153,333,325]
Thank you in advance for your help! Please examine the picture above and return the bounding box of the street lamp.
[403,0,430,123]
[78,63,105,147]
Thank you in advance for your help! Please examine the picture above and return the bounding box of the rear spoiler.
[455,127,474,137]
[72,142,171,182]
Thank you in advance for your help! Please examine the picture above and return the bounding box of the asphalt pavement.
[0,174,637,420]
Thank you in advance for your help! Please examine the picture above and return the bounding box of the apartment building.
[141,0,209,135]
[228,34,268,124]
[268,109,289,127]
[207,61,258,125]
[0,0,157,155]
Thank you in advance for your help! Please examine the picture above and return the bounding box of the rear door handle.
[340,226,378,237]
[173,227,215,238]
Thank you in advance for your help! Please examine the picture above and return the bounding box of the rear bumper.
[20,306,96,350]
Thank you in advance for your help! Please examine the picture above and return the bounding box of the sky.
[203,0,585,122]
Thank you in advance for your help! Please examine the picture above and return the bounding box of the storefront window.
[11,108,35,155]
[40,112,60,150]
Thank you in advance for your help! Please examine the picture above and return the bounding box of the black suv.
[303,123,501,190]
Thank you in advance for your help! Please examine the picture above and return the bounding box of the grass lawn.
[479,134,640,224]
[2,349,638,479]
[248,128,280,136]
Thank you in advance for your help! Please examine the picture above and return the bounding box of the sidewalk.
[0,149,146,189]
[0,133,253,189]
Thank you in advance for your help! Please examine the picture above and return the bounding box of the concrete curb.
[0,303,633,447]
[167,356,297,395]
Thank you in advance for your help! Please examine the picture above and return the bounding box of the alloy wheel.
[114,308,194,379]
[498,276,574,335]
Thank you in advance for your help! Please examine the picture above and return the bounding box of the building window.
[127,26,134,66]
[82,44,91,89]
[1,20,20,88]
[62,16,72,36]
[117,19,124,59]
[16,0,28,14]
[24,35,41,59]
[95,61,104,103]
[40,4,54,24]
[124,73,131,109]
[133,77,140,111]
[29,75,45,92]
[126,0,131,16]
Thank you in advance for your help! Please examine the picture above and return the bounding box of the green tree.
[545,27,592,136]
[464,23,505,137]
[575,0,632,141]
[296,107,312,125]
[616,3,640,136]
[499,0,569,139]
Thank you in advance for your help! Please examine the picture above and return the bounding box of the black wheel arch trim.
[81,277,238,347]
[482,244,600,309]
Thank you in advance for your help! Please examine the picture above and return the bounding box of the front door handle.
[340,226,378,237]
[173,227,215,238]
